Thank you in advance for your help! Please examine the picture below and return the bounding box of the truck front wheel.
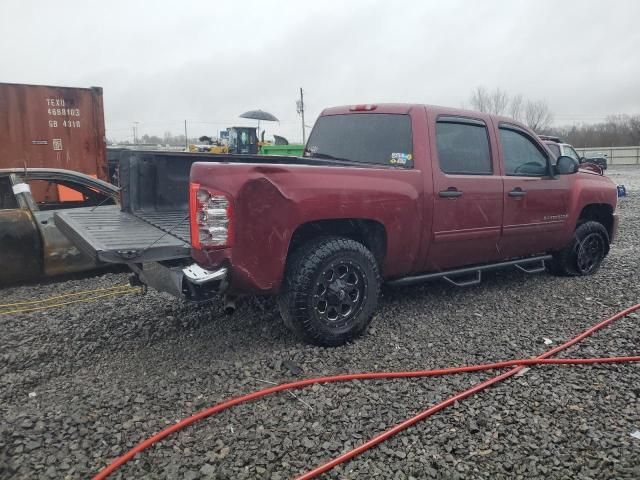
[278,237,381,346]
[549,221,609,276]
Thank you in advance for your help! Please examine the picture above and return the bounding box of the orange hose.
[93,303,640,480]
[298,302,640,479]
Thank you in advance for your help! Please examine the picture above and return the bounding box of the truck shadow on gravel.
[87,268,572,357]
[113,267,566,370]
[380,267,553,305]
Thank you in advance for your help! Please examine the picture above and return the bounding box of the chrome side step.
[386,255,552,288]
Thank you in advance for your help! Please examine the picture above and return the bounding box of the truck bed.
[136,210,190,243]
[54,150,359,265]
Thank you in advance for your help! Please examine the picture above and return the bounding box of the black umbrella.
[239,109,279,122]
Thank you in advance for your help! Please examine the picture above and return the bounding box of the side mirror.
[555,155,579,175]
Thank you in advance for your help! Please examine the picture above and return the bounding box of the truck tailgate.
[54,206,191,263]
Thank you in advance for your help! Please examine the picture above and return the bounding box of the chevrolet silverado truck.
[55,104,618,346]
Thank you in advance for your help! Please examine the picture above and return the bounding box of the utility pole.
[133,122,139,144]
[296,88,306,144]
[184,120,188,150]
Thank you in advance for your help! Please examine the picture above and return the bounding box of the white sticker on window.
[12,183,31,195]
[390,152,412,165]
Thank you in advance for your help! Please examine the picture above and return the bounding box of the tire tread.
[279,237,381,346]
[549,221,609,276]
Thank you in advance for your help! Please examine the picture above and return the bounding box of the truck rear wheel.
[278,237,381,346]
[549,221,609,276]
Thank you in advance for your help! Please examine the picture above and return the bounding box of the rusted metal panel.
[0,208,43,284]
[0,169,119,284]
[32,209,98,276]
[0,83,108,189]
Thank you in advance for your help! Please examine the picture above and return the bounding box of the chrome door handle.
[508,188,526,198]
[439,189,463,198]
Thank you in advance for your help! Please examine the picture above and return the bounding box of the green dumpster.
[260,144,305,156]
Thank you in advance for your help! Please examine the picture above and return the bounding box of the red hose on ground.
[93,303,640,480]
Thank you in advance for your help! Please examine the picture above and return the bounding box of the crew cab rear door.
[496,123,570,257]
[425,113,504,270]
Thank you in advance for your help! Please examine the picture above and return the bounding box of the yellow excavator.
[189,127,302,156]
[189,127,269,154]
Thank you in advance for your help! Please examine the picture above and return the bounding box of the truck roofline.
[319,103,532,132]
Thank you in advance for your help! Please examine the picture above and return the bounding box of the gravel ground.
[1,168,639,479]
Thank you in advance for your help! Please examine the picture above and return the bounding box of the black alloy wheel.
[548,221,609,277]
[575,232,606,275]
[313,261,366,327]
[278,237,381,346]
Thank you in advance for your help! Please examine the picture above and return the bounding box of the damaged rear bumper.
[182,264,227,284]
[130,262,228,300]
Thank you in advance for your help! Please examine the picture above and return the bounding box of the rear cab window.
[435,117,492,175]
[304,113,413,167]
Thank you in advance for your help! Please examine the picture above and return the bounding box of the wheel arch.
[578,203,614,241]
[287,218,387,271]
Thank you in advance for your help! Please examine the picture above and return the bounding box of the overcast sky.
[2,0,639,142]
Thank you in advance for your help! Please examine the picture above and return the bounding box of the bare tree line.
[107,132,199,146]
[469,86,554,131]
[468,86,639,147]
[547,115,640,148]
[108,94,640,149]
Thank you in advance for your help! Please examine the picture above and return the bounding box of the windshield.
[304,113,413,167]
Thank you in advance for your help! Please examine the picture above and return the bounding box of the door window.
[436,120,492,175]
[499,127,549,176]
[26,179,114,211]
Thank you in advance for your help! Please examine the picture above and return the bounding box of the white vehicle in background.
[540,135,608,170]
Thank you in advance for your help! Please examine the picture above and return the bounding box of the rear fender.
[191,162,423,293]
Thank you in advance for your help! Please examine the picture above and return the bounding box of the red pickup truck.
[56,104,618,346]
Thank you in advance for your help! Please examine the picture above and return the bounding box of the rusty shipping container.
[0,82,107,181]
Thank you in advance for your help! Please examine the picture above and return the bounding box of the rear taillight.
[189,183,233,249]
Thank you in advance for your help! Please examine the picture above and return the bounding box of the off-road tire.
[278,237,381,346]
[548,221,609,276]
